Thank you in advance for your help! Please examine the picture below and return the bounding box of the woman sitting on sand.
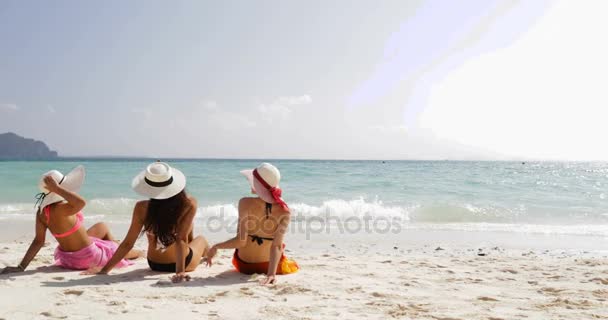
[1,166,140,274]
[206,163,299,284]
[89,162,209,283]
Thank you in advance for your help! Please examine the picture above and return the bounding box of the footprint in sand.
[589,278,608,285]
[189,297,209,304]
[477,296,499,302]
[271,285,313,295]
[239,287,254,296]
[40,311,67,319]
[371,292,387,298]
[346,286,362,293]
[496,277,516,282]
[386,303,430,318]
[592,289,608,299]
[537,287,566,295]
[536,298,594,310]
[62,289,84,296]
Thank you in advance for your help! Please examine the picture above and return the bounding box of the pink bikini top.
[43,206,84,238]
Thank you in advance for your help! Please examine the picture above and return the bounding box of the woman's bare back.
[237,197,288,263]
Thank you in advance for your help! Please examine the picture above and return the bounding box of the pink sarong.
[54,237,133,270]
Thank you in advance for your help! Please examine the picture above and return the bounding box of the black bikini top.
[248,202,275,245]
[249,234,274,245]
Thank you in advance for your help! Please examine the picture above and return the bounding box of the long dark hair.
[143,190,190,247]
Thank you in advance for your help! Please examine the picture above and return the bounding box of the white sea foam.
[290,198,412,219]
[192,198,413,221]
[0,203,35,214]
[2,197,608,237]
[198,204,239,218]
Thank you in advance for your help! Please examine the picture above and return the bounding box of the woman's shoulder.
[133,200,149,214]
[238,197,259,207]
[134,199,149,207]
[186,195,198,208]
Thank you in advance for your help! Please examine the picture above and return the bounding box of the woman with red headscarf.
[206,163,299,284]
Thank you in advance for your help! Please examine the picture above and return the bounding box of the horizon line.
[1,156,606,163]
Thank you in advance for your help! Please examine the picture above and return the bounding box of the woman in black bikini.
[206,163,299,284]
[88,162,209,283]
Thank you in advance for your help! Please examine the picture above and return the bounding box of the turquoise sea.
[1,160,607,238]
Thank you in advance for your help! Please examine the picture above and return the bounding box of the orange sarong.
[232,248,299,275]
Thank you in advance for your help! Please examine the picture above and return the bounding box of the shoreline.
[1,219,608,253]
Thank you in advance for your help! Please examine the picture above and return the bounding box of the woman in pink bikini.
[1,166,140,273]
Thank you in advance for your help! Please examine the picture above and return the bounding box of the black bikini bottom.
[147,248,194,272]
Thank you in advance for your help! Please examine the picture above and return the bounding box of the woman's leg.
[185,235,210,272]
[88,222,143,259]
[86,222,114,241]
[125,248,144,260]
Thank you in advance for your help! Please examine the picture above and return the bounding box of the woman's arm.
[206,199,249,266]
[43,175,86,216]
[171,199,197,283]
[1,215,47,274]
[88,203,144,275]
[261,212,290,285]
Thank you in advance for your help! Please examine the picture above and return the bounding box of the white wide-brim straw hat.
[240,162,281,204]
[132,162,186,200]
[37,165,86,209]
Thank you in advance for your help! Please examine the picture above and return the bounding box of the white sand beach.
[1,232,607,320]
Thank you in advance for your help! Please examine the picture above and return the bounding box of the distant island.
[0,132,58,159]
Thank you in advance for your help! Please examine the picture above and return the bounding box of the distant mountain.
[0,132,58,159]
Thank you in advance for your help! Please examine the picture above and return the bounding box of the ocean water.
[1,160,607,238]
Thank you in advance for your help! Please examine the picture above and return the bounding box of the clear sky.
[1,0,606,160]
